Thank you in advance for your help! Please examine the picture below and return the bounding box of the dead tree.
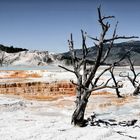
[0,50,7,66]
[120,56,140,95]
[59,6,138,126]
[109,65,122,97]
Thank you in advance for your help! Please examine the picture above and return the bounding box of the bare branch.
[110,66,122,97]
[113,21,118,37]
[81,30,89,83]
[101,22,118,64]
[70,80,87,91]
[114,49,132,66]
[58,65,76,74]
[136,73,140,77]
[119,56,140,95]
[96,82,104,87]
[68,34,78,70]
[102,15,115,20]
[98,6,111,34]
[87,35,99,42]
[70,80,77,86]
[127,56,140,88]
[93,66,111,87]
[88,78,121,93]
[119,72,134,86]
[104,36,139,43]
[101,43,113,64]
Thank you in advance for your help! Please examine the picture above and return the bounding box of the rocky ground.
[0,92,140,140]
[0,66,140,140]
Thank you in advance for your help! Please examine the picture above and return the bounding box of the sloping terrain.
[1,50,54,66]
[58,40,140,65]
[0,40,140,66]
[0,44,28,53]
[0,66,140,139]
[0,89,140,140]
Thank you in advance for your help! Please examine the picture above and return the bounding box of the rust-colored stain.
[0,70,42,79]
[0,71,136,110]
[0,81,76,100]
[0,71,42,78]
[86,91,136,111]
[23,95,63,101]
[92,91,112,95]
[97,94,135,109]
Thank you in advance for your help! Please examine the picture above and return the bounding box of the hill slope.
[0,41,140,66]
[0,50,55,66]
[0,44,28,53]
[58,41,140,65]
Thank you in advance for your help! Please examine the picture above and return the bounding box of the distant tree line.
[0,44,28,53]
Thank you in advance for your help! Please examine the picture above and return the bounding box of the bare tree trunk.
[71,100,88,126]
[133,86,140,96]
[110,67,122,98]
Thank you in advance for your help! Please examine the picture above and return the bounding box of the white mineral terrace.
[0,66,140,140]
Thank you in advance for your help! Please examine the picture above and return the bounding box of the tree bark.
[110,67,122,98]
[71,98,88,126]
[133,86,140,96]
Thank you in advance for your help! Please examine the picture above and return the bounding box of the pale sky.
[0,0,139,52]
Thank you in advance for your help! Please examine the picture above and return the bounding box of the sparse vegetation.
[0,44,28,53]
